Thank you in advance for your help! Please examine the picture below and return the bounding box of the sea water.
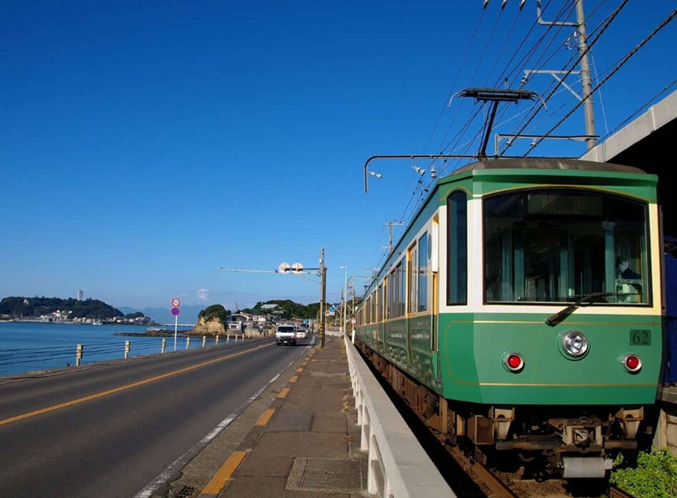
[0,322,201,377]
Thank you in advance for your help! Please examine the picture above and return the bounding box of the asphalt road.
[0,335,312,498]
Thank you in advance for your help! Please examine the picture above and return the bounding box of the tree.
[198,305,231,324]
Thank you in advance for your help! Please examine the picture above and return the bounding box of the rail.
[343,335,456,498]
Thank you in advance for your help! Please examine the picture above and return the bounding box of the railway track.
[447,439,636,498]
[609,486,635,498]
[447,445,519,498]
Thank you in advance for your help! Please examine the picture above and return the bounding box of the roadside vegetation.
[610,448,677,498]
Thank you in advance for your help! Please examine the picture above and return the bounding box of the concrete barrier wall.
[655,389,677,456]
[343,335,456,498]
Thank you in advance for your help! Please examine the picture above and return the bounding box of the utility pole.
[575,0,596,150]
[531,0,596,150]
[385,221,404,254]
[319,247,326,349]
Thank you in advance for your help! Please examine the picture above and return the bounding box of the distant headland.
[0,296,155,325]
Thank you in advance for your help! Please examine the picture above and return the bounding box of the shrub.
[610,448,677,498]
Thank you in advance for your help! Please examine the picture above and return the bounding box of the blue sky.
[1,0,676,311]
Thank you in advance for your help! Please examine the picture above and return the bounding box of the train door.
[407,242,417,364]
[431,216,440,380]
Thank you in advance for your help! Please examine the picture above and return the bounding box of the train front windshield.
[483,189,650,305]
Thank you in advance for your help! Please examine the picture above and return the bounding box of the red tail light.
[622,354,642,373]
[504,353,524,372]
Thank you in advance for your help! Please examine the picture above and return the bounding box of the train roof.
[452,158,647,176]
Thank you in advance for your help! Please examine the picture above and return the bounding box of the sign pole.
[174,314,178,351]
[170,298,181,352]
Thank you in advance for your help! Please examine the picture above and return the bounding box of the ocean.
[0,322,210,377]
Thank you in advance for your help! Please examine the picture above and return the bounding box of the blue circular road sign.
[171,307,181,316]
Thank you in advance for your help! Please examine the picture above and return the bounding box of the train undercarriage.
[359,343,654,479]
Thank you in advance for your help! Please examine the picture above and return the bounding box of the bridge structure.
[581,88,677,235]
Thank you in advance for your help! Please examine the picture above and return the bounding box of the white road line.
[132,337,315,498]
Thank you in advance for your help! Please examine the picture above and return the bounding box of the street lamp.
[340,266,347,335]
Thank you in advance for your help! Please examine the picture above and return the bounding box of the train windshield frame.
[483,188,651,306]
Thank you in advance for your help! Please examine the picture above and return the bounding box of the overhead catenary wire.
[500,0,631,156]
[371,0,612,269]
[421,8,487,155]
[419,0,563,192]
[483,8,523,86]
[435,0,575,178]
[524,4,677,156]
[494,0,616,149]
[500,0,625,144]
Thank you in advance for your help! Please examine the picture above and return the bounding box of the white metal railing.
[343,336,456,498]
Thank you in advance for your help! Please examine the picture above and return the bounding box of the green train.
[353,158,663,478]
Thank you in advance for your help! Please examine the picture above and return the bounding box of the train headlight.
[562,331,589,358]
[622,354,642,373]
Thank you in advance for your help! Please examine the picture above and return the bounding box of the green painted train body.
[354,159,663,475]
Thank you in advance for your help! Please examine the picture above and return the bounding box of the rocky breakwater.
[189,304,228,337]
[190,316,226,336]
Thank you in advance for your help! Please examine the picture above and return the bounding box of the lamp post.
[340,266,347,335]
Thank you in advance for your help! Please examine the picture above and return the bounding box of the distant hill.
[0,296,124,320]
[118,305,205,325]
[241,300,320,319]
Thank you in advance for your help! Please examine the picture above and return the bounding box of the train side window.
[387,272,392,319]
[391,271,396,319]
[372,292,376,323]
[407,244,417,314]
[365,296,369,324]
[448,191,468,305]
[382,280,387,320]
[398,261,406,316]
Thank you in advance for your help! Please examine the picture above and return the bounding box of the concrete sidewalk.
[201,337,367,498]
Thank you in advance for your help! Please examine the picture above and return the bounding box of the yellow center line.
[289,375,298,383]
[200,450,248,495]
[278,387,290,398]
[255,408,276,426]
[0,342,274,428]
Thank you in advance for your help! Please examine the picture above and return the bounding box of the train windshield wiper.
[544,292,614,326]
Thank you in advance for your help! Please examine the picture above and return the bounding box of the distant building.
[77,290,84,301]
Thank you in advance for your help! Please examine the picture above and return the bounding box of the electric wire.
[524,4,677,156]
[500,0,631,156]
[483,8,523,87]
[602,77,677,140]
[372,0,612,269]
[504,0,630,144]
[490,0,610,148]
[436,0,574,177]
[421,8,487,155]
